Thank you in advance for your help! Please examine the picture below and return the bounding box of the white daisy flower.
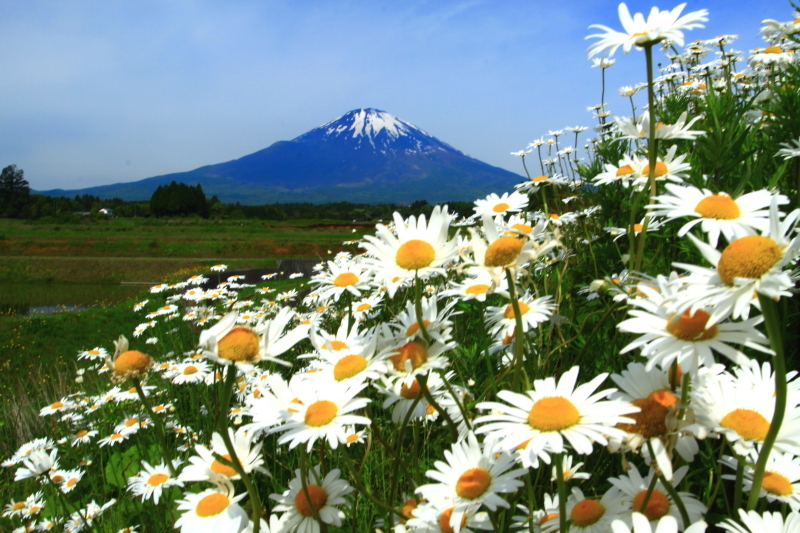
[617,273,771,373]
[615,111,704,141]
[544,486,629,533]
[475,366,639,466]
[175,480,248,533]
[486,292,557,339]
[611,513,707,533]
[472,191,529,219]
[179,428,268,483]
[378,372,451,425]
[673,196,800,325]
[722,448,800,511]
[77,347,109,361]
[719,509,800,533]
[127,460,183,504]
[609,465,706,528]
[270,380,371,451]
[690,370,800,456]
[308,259,373,302]
[416,432,525,529]
[406,499,493,532]
[170,361,212,385]
[360,206,458,295]
[650,184,787,248]
[270,466,353,533]
[440,270,509,303]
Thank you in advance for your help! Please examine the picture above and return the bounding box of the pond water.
[0,282,149,316]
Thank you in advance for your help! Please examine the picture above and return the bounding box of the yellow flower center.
[66,478,78,487]
[114,350,153,376]
[356,303,372,312]
[616,164,635,176]
[51,401,64,409]
[717,236,782,285]
[147,473,169,486]
[764,46,783,54]
[329,340,348,351]
[631,223,644,232]
[400,380,423,399]
[633,489,670,520]
[694,194,741,219]
[333,355,368,381]
[399,498,419,522]
[12,502,25,511]
[389,342,428,372]
[396,239,436,270]
[183,365,199,375]
[75,430,89,438]
[549,213,560,219]
[617,389,677,439]
[27,506,40,514]
[438,507,467,533]
[720,409,770,441]
[110,433,124,440]
[305,400,338,427]
[334,272,359,287]
[294,485,328,516]
[641,162,668,177]
[217,327,260,363]
[666,309,718,341]
[466,283,490,295]
[504,301,530,319]
[406,320,431,337]
[125,417,139,427]
[346,433,360,443]
[210,454,238,478]
[493,202,511,213]
[196,492,230,517]
[485,237,525,267]
[51,474,64,482]
[539,513,559,526]
[511,223,533,234]
[528,397,580,431]
[455,468,492,499]
[762,471,793,496]
[533,175,549,182]
[571,499,605,527]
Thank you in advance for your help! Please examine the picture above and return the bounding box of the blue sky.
[0,0,789,192]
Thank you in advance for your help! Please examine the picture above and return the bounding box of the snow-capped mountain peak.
[293,108,462,155]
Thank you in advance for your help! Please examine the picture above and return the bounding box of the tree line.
[0,165,474,222]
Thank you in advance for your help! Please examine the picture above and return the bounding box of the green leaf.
[104,446,140,488]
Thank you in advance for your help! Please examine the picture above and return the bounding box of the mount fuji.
[38,109,524,204]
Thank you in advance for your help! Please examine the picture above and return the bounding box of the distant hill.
[36,108,524,204]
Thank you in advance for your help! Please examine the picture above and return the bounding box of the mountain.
[36,108,524,204]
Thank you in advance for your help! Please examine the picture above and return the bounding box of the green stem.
[554,453,570,533]
[47,476,97,533]
[387,392,423,528]
[636,472,660,518]
[634,43,659,274]
[299,447,328,533]
[505,269,528,387]
[413,274,433,346]
[132,378,176,478]
[339,447,407,519]
[658,473,691,528]
[747,294,787,510]
[217,366,263,531]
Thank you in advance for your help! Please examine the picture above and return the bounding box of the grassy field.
[0,216,358,461]
[0,217,369,260]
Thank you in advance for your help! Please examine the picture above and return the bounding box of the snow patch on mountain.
[293,108,464,156]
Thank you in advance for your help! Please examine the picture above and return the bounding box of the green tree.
[0,165,31,217]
